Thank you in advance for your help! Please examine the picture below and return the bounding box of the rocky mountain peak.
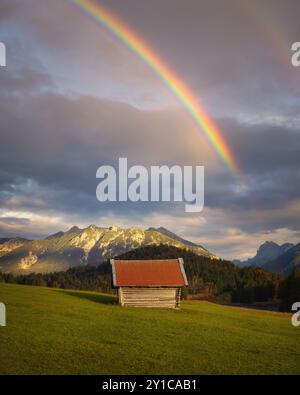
[0,224,218,274]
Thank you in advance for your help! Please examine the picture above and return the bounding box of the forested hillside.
[0,245,282,304]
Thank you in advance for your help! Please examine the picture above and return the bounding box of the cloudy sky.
[0,0,300,259]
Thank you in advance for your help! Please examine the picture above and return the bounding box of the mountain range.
[234,241,300,275]
[0,225,218,274]
[1,225,298,276]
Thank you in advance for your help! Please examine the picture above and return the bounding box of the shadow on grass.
[59,289,118,305]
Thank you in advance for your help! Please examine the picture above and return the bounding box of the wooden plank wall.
[119,287,181,308]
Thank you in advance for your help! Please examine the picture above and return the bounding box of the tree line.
[0,244,298,309]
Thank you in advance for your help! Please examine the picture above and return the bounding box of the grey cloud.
[0,75,299,235]
[0,217,29,226]
[2,0,300,114]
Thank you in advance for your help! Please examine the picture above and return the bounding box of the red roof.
[111,258,188,287]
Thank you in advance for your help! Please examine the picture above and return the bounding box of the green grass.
[0,283,299,374]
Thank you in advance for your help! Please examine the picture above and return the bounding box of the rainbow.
[71,0,241,177]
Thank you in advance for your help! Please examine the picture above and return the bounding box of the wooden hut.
[110,258,188,308]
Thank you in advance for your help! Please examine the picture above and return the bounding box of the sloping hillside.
[0,245,282,304]
[234,241,299,275]
[0,237,28,258]
[263,243,300,276]
[0,225,218,274]
[235,241,294,267]
[0,283,299,374]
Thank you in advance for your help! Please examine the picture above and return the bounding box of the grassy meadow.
[0,282,299,374]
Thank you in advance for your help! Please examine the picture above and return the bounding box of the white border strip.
[178,257,188,286]
[110,259,117,287]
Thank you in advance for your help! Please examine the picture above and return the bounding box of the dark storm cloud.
[2,0,300,112]
[0,87,208,219]
[0,70,299,234]
[97,0,300,110]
